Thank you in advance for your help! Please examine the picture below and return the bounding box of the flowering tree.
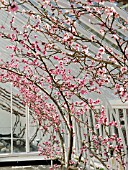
[0,0,128,169]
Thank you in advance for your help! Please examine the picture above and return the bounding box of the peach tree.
[0,0,128,169]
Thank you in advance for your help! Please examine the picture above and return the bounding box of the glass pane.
[0,109,11,153]
[29,115,40,152]
[12,113,26,153]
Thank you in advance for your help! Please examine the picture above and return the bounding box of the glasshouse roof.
[0,0,128,103]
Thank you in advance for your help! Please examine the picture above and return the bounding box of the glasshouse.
[0,0,128,170]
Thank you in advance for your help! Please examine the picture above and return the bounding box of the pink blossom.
[120,67,127,74]
[109,121,117,127]
[94,0,101,2]
[100,29,105,36]
[11,34,16,41]
[93,99,100,104]
[90,35,95,41]
[80,90,87,95]
[95,124,100,129]
[8,2,18,13]
[98,47,105,54]
[115,84,120,89]
[110,0,115,2]
[0,25,5,29]
[53,56,60,60]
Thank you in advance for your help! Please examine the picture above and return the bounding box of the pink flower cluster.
[8,2,18,13]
